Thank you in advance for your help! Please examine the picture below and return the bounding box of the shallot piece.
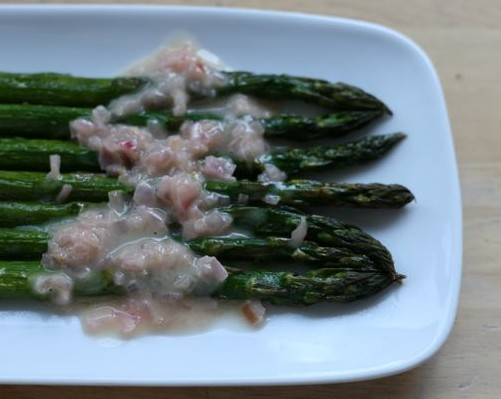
[31,273,74,306]
[240,300,267,326]
[290,216,308,248]
[47,154,62,179]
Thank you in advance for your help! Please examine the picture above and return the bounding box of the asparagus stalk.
[0,137,99,172]
[0,103,383,140]
[250,133,406,175]
[0,71,390,113]
[214,267,400,305]
[0,72,146,107]
[0,201,85,227]
[219,71,391,113]
[0,171,414,208]
[0,104,90,139]
[0,260,400,305]
[0,171,125,202]
[0,260,121,300]
[0,202,396,274]
[209,179,414,208]
[0,226,403,305]
[222,205,395,270]
[0,227,390,276]
[0,228,49,259]
[0,133,405,175]
[125,108,385,141]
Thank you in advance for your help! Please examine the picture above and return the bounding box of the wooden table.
[1,1,500,398]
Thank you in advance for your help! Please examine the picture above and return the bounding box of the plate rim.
[0,3,462,386]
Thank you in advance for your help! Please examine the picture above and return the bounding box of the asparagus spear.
[0,228,49,259]
[0,201,85,227]
[0,71,390,113]
[0,226,403,305]
[0,104,90,139]
[222,205,395,270]
[0,227,388,276]
[214,267,401,305]
[124,108,386,141]
[0,72,146,107]
[219,71,391,114]
[0,260,401,305]
[208,179,414,208]
[0,137,99,172]
[0,202,396,274]
[249,133,406,175]
[0,260,120,300]
[0,103,383,140]
[0,171,414,208]
[0,171,125,202]
[0,133,405,175]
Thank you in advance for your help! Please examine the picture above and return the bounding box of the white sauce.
[36,38,286,337]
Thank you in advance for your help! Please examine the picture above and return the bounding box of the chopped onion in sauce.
[37,38,279,336]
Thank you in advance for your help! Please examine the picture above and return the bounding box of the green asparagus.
[0,64,407,311]
[0,201,396,274]
[208,179,414,208]
[222,205,395,270]
[0,228,49,259]
[0,171,125,202]
[0,227,390,276]
[0,71,390,113]
[0,260,401,305]
[0,170,414,208]
[0,103,383,140]
[219,71,391,113]
[0,201,85,227]
[214,267,401,305]
[250,133,406,175]
[0,137,99,172]
[0,133,405,176]
[0,261,120,300]
[0,72,146,107]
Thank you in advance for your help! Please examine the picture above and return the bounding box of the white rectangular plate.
[0,4,461,385]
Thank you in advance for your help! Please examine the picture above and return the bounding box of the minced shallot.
[290,216,308,248]
[37,38,278,336]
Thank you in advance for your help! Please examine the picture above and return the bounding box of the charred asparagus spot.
[0,103,383,141]
[0,71,390,114]
[0,260,402,305]
[0,171,414,208]
[0,133,405,176]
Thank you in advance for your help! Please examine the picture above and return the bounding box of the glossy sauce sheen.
[32,39,277,337]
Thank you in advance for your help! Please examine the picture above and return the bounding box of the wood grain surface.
[1,1,500,398]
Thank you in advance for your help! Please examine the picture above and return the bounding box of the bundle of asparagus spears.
[0,51,414,326]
